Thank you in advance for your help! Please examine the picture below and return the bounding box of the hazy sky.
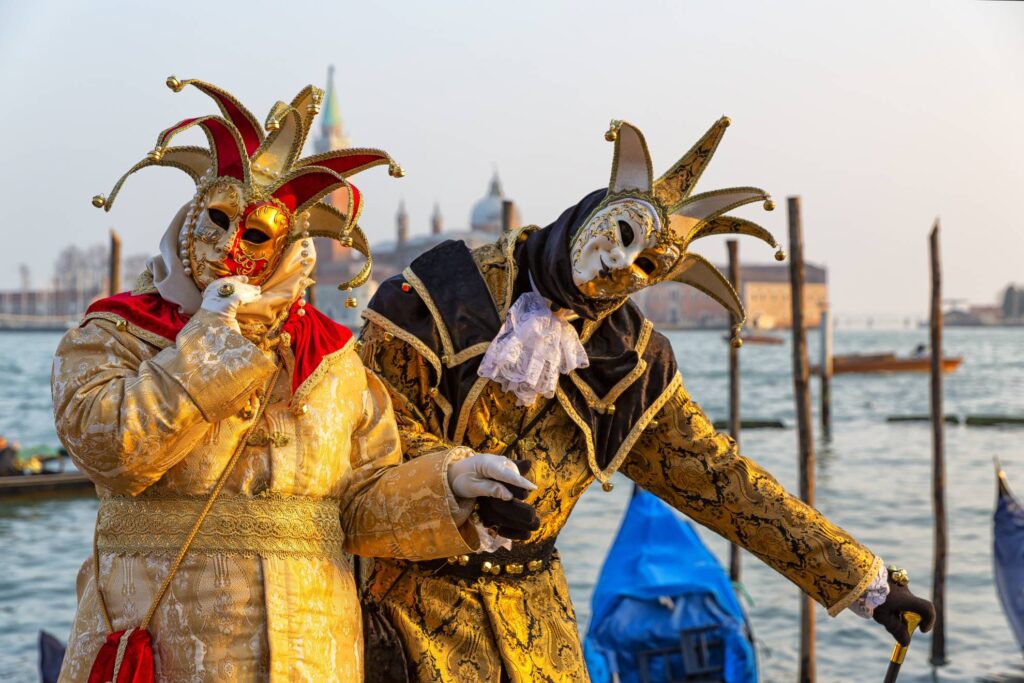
[2,0,1021,318]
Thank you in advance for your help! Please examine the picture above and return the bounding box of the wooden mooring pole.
[929,220,948,666]
[727,239,742,583]
[819,307,833,437]
[109,229,121,296]
[788,197,816,683]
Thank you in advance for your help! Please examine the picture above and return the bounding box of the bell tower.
[313,65,353,264]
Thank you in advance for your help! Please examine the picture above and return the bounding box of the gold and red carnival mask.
[92,76,405,291]
[570,118,787,341]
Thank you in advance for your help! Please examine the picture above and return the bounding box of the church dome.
[470,172,505,233]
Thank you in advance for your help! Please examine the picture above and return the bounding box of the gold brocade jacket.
[52,309,478,683]
[358,229,883,683]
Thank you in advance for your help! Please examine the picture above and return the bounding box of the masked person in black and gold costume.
[358,118,934,682]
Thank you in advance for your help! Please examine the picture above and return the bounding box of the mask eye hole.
[208,208,230,230]
[242,228,270,244]
[635,257,657,276]
[618,220,635,247]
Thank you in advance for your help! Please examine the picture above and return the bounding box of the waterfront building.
[634,262,829,330]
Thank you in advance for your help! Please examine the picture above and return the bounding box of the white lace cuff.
[848,564,890,618]
[478,291,588,406]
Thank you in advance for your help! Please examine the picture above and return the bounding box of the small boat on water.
[994,461,1024,653]
[811,352,963,376]
[584,488,757,682]
[0,448,93,497]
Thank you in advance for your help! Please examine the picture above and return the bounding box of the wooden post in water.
[819,307,833,437]
[109,229,121,296]
[929,220,948,665]
[787,196,816,683]
[727,239,742,583]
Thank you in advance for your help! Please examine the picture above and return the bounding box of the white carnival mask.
[566,118,785,344]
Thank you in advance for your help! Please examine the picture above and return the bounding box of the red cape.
[85,292,353,394]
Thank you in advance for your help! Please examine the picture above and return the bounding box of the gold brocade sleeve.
[622,379,883,616]
[51,311,276,496]
[341,365,479,561]
[358,320,456,459]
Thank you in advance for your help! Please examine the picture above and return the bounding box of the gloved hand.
[873,573,936,646]
[475,460,541,541]
[201,276,262,330]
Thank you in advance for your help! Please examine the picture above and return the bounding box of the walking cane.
[881,611,922,683]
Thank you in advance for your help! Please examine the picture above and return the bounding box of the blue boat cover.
[584,489,757,682]
[994,470,1024,652]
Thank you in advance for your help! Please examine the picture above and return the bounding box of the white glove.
[447,453,537,501]
[201,276,262,328]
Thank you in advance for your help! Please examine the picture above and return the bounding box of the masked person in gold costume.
[51,77,536,683]
[358,119,935,681]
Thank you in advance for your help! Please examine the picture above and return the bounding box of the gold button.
[481,561,493,573]
[457,555,469,566]
[383,332,394,342]
[605,405,616,415]
[506,563,523,575]
[489,564,501,575]
[446,556,457,564]
[649,419,659,428]
[527,560,543,572]
[602,481,614,492]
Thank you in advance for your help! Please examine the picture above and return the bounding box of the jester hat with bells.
[91,75,404,314]
[570,117,785,346]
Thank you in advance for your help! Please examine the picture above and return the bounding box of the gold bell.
[527,560,543,572]
[165,75,184,92]
[344,289,358,308]
[731,336,743,349]
[266,118,281,132]
[388,162,405,178]
[721,116,732,128]
[774,249,786,262]
[340,234,354,247]
[91,194,107,209]
[147,147,165,162]
[602,481,614,493]
[763,198,776,211]
[604,119,621,142]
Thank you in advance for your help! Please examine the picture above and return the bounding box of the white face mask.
[570,198,678,300]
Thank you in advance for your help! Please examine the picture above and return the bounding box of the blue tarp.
[584,489,757,683]
[994,472,1024,652]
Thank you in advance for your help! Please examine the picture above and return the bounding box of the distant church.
[310,66,521,325]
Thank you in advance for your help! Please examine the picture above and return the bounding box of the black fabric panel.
[365,274,440,355]
[408,240,501,351]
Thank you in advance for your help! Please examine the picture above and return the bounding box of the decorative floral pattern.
[52,315,476,683]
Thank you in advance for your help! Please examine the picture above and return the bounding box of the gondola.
[994,461,1024,653]
[583,487,757,682]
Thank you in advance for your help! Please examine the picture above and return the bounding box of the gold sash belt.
[96,494,344,559]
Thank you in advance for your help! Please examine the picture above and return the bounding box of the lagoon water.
[2,327,1023,682]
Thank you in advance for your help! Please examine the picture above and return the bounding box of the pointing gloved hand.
[872,571,936,646]
[448,455,541,540]
[201,276,262,329]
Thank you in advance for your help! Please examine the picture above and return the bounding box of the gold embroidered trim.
[498,225,538,318]
[451,342,490,367]
[361,308,442,380]
[96,494,344,559]
[568,318,654,410]
[454,375,491,445]
[291,338,352,407]
[131,270,157,294]
[554,385,600,482]
[601,373,683,481]
[434,389,454,440]
[828,554,886,617]
[83,312,174,349]
[402,267,455,365]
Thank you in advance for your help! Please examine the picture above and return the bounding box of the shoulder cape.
[84,292,352,396]
[364,238,679,482]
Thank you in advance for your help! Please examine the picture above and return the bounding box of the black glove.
[872,573,936,646]
[476,460,540,541]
